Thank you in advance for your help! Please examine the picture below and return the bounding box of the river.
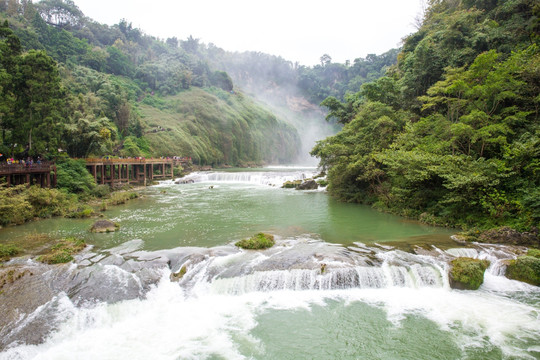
[0,167,539,359]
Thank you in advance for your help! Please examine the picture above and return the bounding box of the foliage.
[0,244,21,262]
[0,184,79,225]
[450,257,490,290]
[235,233,275,250]
[106,191,138,205]
[0,21,66,157]
[528,248,540,258]
[37,236,86,264]
[312,0,540,231]
[140,88,300,165]
[55,156,96,195]
[506,256,540,286]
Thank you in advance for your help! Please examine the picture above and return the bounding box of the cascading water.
[174,168,319,187]
[0,168,539,360]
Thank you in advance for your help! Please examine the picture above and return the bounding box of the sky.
[71,0,425,66]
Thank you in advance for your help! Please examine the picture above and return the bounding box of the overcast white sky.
[71,0,424,66]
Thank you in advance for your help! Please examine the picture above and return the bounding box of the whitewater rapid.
[1,238,539,360]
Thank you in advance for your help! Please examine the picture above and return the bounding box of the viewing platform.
[85,157,191,186]
[0,162,57,188]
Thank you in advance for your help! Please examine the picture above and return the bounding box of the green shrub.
[316,179,329,187]
[173,165,184,177]
[92,184,111,198]
[235,233,275,250]
[67,206,94,218]
[37,237,86,264]
[56,156,96,196]
[527,248,540,258]
[120,136,144,157]
[107,191,139,205]
[0,244,21,262]
[0,185,33,225]
[449,257,490,290]
[506,256,540,286]
[25,186,71,218]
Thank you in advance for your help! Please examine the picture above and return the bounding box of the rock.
[297,179,319,190]
[478,227,539,247]
[175,178,194,184]
[449,257,490,290]
[505,251,540,286]
[235,233,275,250]
[282,180,302,189]
[170,265,187,282]
[90,220,119,233]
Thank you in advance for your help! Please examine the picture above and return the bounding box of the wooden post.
[111,164,115,186]
[143,163,147,186]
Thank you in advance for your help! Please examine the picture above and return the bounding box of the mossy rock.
[37,237,86,264]
[0,244,21,262]
[282,180,302,189]
[90,219,120,233]
[170,265,187,282]
[297,179,319,190]
[449,257,490,290]
[235,233,275,250]
[505,255,540,286]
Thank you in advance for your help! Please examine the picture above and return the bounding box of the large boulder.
[449,257,490,290]
[505,249,540,286]
[297,179,319,190]
[90,220,119,233]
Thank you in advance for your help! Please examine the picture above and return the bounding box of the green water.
[0,170,454,251]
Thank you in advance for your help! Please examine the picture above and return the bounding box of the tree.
[36,0,84,29]
[181,35,199,53]
[210,70,233,91]
[320,54,332,66]
[14,50,65,156]
[0,20,22,151]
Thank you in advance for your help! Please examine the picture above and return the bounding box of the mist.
[211,51,339,166]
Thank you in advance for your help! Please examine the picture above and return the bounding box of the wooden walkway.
[0,157,191,188]
[0,162,57,188]
[85,157,191,186]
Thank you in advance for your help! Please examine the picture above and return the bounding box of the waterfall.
[175,170,318,186]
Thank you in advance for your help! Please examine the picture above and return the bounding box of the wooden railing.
[84,157,191,165]
[0,162,55,175]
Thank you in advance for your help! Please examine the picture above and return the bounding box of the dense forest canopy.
[0,0,311,165]
[312,0,539,230]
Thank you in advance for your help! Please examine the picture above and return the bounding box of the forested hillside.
[201,46,399,162]
[313,0,539,230]
[0,0,300,165]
